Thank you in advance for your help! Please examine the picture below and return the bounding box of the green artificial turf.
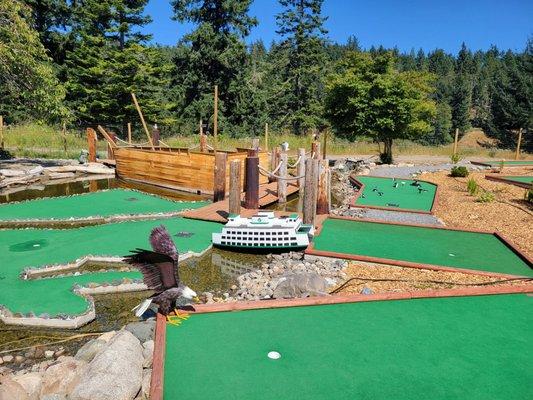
[312,218,532,276]
[0,189,208,221]
[163,294,532,400]
[499,176,533,184]
[0,218,219,316]
[353,176,437,212]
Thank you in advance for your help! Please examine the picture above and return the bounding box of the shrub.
[467,178,478,195]
[477,190,495,203]
[450,153,461,164]
[450,166,469,177]
[379,152,393,164]
[525,186,533,204]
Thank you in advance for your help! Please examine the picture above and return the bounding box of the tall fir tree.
[170,0,257,135]
[274,0,328,134]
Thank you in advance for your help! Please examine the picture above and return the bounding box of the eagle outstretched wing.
[124,249,179,293]
[150,225,179,260]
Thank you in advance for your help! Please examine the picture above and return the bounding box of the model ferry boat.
[212,211,314,251]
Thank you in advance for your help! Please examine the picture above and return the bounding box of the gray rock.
[75,339,107,363]
[142,340,154,369]
[0,375,29,400]
[140,368,151,400]
[41,395,67,400]
[40,356,87,398]
[69,330,143,400]
[13,372,42,400]
[3,355,13,363]
[272,273,329,299]
[124,321,155,343]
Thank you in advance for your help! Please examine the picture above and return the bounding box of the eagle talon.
[173,309,190,320]
[166,315,183,326]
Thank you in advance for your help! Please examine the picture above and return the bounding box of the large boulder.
[12,372,42,400]
[74,339,107,363]
[69,330,143,400]
[142,340,154,369]
[40,356,87,398]
[272,272,329,299]
[124,321,155,343]
[0,374,29,400]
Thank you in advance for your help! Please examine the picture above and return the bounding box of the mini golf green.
[352,176,437,212]
[473,160,533,167]
[0,189,208,221]
[162,294,532,400]
[491,175,533,186]
[0,217,219,316]
[311,218,532,277]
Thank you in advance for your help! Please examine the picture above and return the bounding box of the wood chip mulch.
[334,261,531,295]
[420,168,532,259]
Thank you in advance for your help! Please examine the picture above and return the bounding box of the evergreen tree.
[65,0,168,133]
[0,0,66,122]
[275,0,328,134]
[170,0,257,135]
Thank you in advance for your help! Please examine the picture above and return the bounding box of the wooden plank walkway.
[182,181,299,223]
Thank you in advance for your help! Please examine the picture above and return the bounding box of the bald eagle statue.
[124,225,197,323]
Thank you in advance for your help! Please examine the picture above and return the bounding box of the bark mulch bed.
[419,168,532,259]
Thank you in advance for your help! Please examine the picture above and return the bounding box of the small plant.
[477,190,495,203]
[467,178,478,195]
[450,166,469,177]
[525,186,533,204]
[450,153,461,164]
[488,148,497,158]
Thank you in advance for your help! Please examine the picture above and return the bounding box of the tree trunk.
[382,138,393,164]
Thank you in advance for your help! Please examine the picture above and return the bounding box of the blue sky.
[143,0,532,53]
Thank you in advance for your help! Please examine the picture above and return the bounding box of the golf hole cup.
[267,351,281,360]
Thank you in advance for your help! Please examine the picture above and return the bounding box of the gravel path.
[370,160,486,178]
[338,206,443,226]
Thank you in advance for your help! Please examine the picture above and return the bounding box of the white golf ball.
[267,351,281,360]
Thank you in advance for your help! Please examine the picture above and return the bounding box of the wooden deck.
[182,182,299,223]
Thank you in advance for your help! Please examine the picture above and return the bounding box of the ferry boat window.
[260,232,264,235]
[291,242,297,246]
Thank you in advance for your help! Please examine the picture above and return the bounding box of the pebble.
[44,351,54,359]
[3,355,14,363]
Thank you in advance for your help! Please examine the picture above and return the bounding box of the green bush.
[467,178,478,195]
[477,190,495,203]
[450,153,461,164]
[525,186,533,204]
[450,166,469,177]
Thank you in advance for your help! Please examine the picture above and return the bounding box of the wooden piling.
[87,128,97,162]
[311,141,321,159]
[453,128,459,156]
[127,123,132,144]
[316,159,330,214]
[213,85,218,151]
[278,151,288,203]
[322,130,328,159]
[213,152,227,202]
[244,149,259,209]
[131,92,155,150]
[251,137,260,150]
[107,132,116,160]
[515,128,523,160]
[152,126,160,147]
[62,122,68,153]
[264,123,269,151]
[0,115,3,149]
[297,148,306,188]
[269,147,280,183]
[303,158,319,225]
[229,160,242,215]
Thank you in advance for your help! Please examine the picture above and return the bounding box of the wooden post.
[303,158,319,226]
[244,149,259,209]
[278,151,288,203]
[213,85,218,151]
[61,122,67,153]
[322,130,328,160]
[264,122,269,151]
[515,128,523,160]
[131,92,155,150]
[107,132,116,160]
[127,122,132,144]
[0,115,3,149]
[297,148,306,188]
[251,137,260,150]
[213,152,227,202]
[453,128,459,156]
[316,159,330,214]
[152,125,160,147]
[269,147,280,183]
[311,141,321,159]
[229,160,242,215]
[87,128,97,162]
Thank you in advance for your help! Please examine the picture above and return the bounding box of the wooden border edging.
[150,313,166,400]
[471,160,533,168]
[306,215,532,277]
[485,174,533,189]
[150,285,533,398]
[348,175,439,215]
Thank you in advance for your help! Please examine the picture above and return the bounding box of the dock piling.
[87,128,97,162]
[213,152,227,202]
[278,151,288,203]
[303,158,319,225]
[229,160,242,215]
[244,149,259,209]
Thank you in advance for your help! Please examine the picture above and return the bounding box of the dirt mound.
[459,129,499,148]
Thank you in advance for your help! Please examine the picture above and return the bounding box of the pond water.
[0,177,269,353]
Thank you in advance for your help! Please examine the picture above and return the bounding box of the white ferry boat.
[212,211,314,251]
